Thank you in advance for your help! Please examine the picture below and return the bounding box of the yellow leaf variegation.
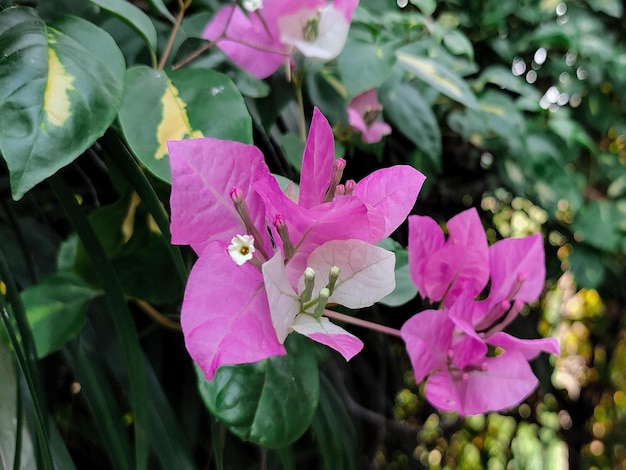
[155,82,203,160]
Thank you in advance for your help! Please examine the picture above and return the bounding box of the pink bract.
[203,0,359,78]
[408,208,489,307]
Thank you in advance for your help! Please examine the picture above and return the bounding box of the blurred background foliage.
[1,0,626,468]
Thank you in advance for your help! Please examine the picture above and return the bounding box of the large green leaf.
[0,7,125,199]
[379,80,441,171]
[197,335,320,448]
[22,271,100,358]
[118,66,252,182]
[337,40,397,98]
[396,48,478,109]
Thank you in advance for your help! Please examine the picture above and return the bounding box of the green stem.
[293,73,307,142]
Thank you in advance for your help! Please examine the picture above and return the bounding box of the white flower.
[228,234,256,265]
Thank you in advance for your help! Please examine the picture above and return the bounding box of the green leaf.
[197,335,320,448]
[337,41,397,98]
[571,200,622,252]
[568,244,605,289]
[145,0,175,23]
[22,272,100,358]
[280,133,306,173]
[396,48,478,108]
[379,81,441,171]
[118,66,252,182]
[90,0,157,61]
[0,7,125,199]
[409,0,437,16]
[443,30,473,60]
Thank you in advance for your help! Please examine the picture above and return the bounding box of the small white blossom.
[228,234,256,265]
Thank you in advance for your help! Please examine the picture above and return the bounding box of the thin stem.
[323,309,403,338]
[132,299,181,331]
[158,0,193,70]
[293,73,306,141]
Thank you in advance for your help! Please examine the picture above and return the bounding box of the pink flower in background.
[168,108,423,380]
[408,208,489,307]
[402,231,560,415]
[347,89,392,144]
[203,0,359,78]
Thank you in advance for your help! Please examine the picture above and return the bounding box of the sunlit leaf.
[396,48,478,108]
[22,272,100,358]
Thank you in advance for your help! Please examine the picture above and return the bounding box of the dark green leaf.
[0,7,125,199]
[197,335,320,448]
[380,81,441,171]
[337,41,397,97]
[90,0,157,61]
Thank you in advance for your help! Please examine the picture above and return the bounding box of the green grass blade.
[0,250,53,470]
[65,338,133,470]
[49,174,150,470]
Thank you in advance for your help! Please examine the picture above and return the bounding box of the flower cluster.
[168,108,424,380]
[347,89,391,144]
[401,209,560,415]
[204,0,359,78]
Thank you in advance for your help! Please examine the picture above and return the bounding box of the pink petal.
[361,121,392,144]
[487,233,545,304]
[299,107,335,209]
[422,244,490,306]
[425,350,539,415]
[291,314,363,360]
[303,239,396,308]
[168,138,272,255]
[262,251,300,343]
[488,332,560,360]
[408,215,445,296]
[347,107,367,135]
[401,309,454,383]
[446,208,489,258]
[203,6,286,79]
[352,165,426,240]
[182,241,285,380]
[333,0,359,21]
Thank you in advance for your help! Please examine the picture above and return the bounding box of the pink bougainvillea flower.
[203,0,359,79]
[169,107,423,380]
[407,208,489,307]
[347,88,392,144]
[401,232,559,415]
